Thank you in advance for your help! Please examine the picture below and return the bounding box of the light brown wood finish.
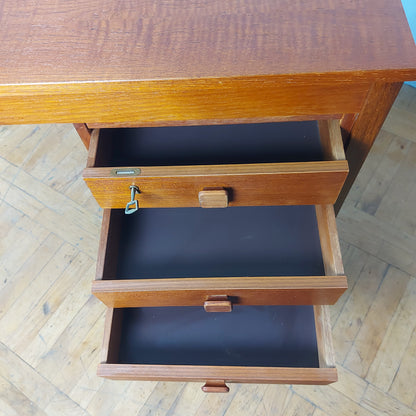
[203,296,232,313]
[83,120,349,208]
[0,1,415,125]
[0,78,370,125]
[314,305,336,369]
[198,188,228,208]
[318,119,346,161]
[73,123,92,149]
[335,82,403,213]
[98,307,337,386]
[1,0,415,85]
[201,381,230,393]
[92,205,347,308]
[97,363,337,385]
[85,129,100,169]
[92,276,348,308]
[88,114,341,129]
[84,162,349,208]
[101,308,122,365]
[315,205,345,276]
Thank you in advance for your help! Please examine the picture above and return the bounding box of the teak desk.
[1,0,416,391]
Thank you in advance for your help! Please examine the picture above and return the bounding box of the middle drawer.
[93,204,347,308]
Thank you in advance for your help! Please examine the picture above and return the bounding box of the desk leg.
[335,82,403,215]
[74,123,92,149]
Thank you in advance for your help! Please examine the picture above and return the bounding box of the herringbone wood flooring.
[0,85,416,415]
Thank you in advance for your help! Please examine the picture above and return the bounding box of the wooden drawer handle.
[199,187,228,208]
[204,295,232,312]
[202,380,229,393]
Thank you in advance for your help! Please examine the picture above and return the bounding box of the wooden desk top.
[0,0,416,124]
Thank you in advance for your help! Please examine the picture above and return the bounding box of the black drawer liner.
[115,205,324,279]
[117,305,319,367]
[94,121,322,167]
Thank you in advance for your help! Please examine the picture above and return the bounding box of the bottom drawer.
[98,304,337,390]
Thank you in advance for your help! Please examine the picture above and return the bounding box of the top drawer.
[83,120,348,209]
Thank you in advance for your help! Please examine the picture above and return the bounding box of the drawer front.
[93,205,347,308]
[98,305,337,388]
[83,120,348,209]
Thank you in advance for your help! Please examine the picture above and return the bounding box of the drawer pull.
[199,187,228,208]
[125,185,140,215]
[204,295,232,312]
[202,380,229,393]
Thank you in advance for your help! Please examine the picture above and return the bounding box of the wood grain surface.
[84,162,349,208]
[97,364,338,385]
[0,0,415,124]
[0,0,415,84]
[0,76,369,125]
[92,276,348,308]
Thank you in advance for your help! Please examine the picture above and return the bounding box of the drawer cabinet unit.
[90,120,347,391]
[83,120,348,209]
[98,304,337,388]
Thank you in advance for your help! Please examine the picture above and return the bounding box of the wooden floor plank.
[224,384,268,416]
[110,381,158,416]
[20,261,96,367]
[0,375,48,416]
[283,392,316,416]
[292,385,376,416]
[136,382,186,416]
[332,256,389,363]
[344,266,409,378]
[388,327,416,407]
[252,385,293,416]
[193,384,239,416]
[361,384,416,416]
[382,106,416,143]
[366,276,416,392]
[330,366,368,403]
[0,242,79,346]
[330,242,369,326]
[0,233,63,319]
[165,383,208,416]
[34,297,105,394]
[85,379,131,416]
[375,140,416,238]
[0,342,89,416]
[356,134,411,215]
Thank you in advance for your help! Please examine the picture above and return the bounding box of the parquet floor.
[0,85,416,416]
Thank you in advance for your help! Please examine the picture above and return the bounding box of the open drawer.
[93,204,347,308]
[83,120,348,209]
[97,304,337,389]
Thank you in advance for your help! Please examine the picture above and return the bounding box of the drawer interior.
[98,304,337,385]
[113,305,319,367]
[101,205,324,280]
[92,121,324,167]
[84,120,348,209]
